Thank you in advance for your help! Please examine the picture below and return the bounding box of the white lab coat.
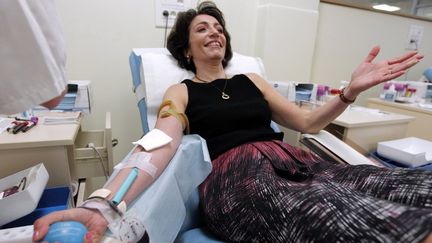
[0,0,67,114]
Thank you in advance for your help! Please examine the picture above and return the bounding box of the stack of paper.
[71,80,92,114]
[0,118,13,134]
[43,112,81,125]
[53,92,77,111]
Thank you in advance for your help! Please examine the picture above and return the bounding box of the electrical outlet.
[86,142,95,148]
[406,25,424,50]
[154,0,197,28]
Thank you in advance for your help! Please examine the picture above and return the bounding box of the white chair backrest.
[134,48,267,130]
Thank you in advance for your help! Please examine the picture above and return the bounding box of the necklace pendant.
[221,92,230,100]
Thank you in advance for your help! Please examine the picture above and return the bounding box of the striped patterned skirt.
[199,140,432,243]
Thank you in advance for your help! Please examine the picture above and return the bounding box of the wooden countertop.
[332,106,414,128]
[0,113,81,150]
[368,98,432,115]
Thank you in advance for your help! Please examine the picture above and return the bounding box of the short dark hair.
[167,1,232,73]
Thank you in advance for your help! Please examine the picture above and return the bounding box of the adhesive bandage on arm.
[132,128,172,151]
[115,152,157,178]
[119,128,173,178]
[158,100,190,134]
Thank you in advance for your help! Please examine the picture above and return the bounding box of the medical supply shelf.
[368,98,432,141]
[0,115,80,187]
[0,111,113,238]
[0,112,113,188]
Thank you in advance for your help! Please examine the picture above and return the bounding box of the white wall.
[312,3,432,105]
[55,0,432,162]
[256,0,319,81]
[55,0,259,163]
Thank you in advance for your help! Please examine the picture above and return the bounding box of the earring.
[186,55,191,64]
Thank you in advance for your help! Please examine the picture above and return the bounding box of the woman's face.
[187,14,226,65]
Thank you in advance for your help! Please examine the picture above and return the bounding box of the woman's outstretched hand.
[345,46,423,99]
[33,208,108,243]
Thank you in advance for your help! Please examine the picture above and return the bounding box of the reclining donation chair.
[127,48,375,243]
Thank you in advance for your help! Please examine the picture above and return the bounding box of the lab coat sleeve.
[0,0,67,114]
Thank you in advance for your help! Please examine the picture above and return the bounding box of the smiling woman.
[167,1,232,74]
[32,1,431,242]
[321,0,432,21]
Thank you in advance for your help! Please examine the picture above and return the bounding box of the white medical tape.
[88,188,127,213]
[80,188,130,239]
[80,198,138,241]
[89,188,111,198]
[132,128,172,151]
[115,152,157,178]
[79,199,121,225]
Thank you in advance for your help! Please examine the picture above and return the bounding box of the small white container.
[0,163,49,226]
[383,84,396,102]
[377,137,432,167]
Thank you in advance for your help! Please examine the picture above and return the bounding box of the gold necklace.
[195,74,230,100]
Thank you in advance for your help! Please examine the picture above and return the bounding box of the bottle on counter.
[394,83,406,99]
[383,84,396,102]
[380,82,391,99]
[316,85,327,103]
[405,87,416,98]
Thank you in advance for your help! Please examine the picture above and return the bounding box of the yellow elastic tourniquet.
[158,100,190,134]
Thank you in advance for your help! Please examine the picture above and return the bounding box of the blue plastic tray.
[370,151,432,170]
[1,187,70,229]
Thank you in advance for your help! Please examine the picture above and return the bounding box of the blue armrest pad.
[175,227,228,243]
[106,135,212,243]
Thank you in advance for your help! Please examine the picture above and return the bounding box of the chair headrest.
[424,67,432,82]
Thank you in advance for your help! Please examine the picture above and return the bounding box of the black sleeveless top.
[182,74,283,159]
